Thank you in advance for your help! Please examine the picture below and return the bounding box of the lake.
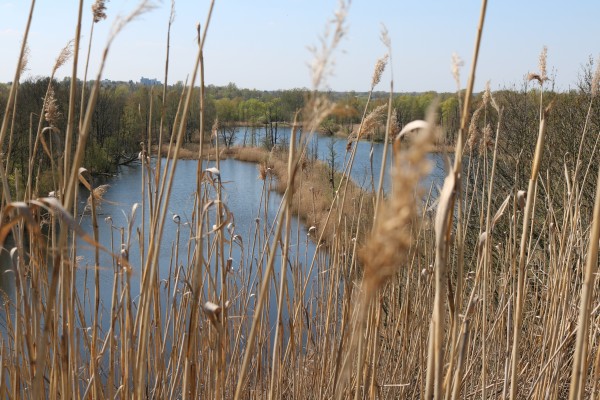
[232,125,448,194]
[0,130,449,344]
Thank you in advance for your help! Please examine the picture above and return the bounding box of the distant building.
[140,77,161,86]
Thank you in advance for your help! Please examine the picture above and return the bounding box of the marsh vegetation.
[1,1,600,399]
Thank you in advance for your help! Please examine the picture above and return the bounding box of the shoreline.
[154,142,374,246]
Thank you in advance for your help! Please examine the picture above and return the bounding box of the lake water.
[71,158,321,332]
[233,125,447,194]
[0,129,449,342]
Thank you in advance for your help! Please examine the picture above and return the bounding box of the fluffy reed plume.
[87,184,110,206]
[360,120,433,291]
[44,86,61,127]
[480,123,493,152]
[371,54,388,89]
[528,46,549,84]
[302,95,335,134]
[451,53,464,89]
[467,104,483,150]
[19,44,30,75]
[52,40,74,74]
[84,184,110,213]
[482,80,491,107]
[308,0,348,89]
[539,45,548,81]
[467,82,492,151]
[258,162,269,180]
[357,104,386,139]
[516,189,526,210]
[92,0,108,23]
[380,24,391,50]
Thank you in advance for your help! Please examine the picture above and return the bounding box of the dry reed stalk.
[510,103,551,400]
[27,3,156,398]
[234,187,294,398]
[62,0,84,212]
[568,149,600,397]
[24,40,73,201]
[80,0,108,132]
[423,1,488,398]
[374,27,394,215]
[268,119,298,400]
[335,116,434,399]
[153,0,176,219]
[78,167,104,398]
[137,4,215,398]
[277,10,349,380]
[572,58,600,199]
[4,44,30,176]
[478,97,501,398]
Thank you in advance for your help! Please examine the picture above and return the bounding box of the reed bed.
[1,0,600,399]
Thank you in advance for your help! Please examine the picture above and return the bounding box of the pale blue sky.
[1,1,599,92]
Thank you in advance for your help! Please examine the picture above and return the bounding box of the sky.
[1,0,599,93]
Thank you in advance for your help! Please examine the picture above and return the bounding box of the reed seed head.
[258,162,268,180]
[480,123,493,153]
[529,46,549,85]
[92,0,108,23]
[303,96,335,135]
[482,81,491,107]
[358,104,387,139]
[478,231,487,252]
[308,0,348,89]
[19,44,30,76]
[467,105,483,151]
[451,53,464,89]
[44,86,61,127]
[203,301,222,327]
[360,112,434,292]
[517,190,527,210]
[371,54,389,89]
[539,45,548,82]
[380,24,391,50]
[85,184,110,212]
[53,40,74,74]
[527,73,543,84]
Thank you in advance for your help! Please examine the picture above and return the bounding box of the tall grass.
[1,0,600,399]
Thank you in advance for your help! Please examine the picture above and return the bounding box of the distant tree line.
[1,68,598,205]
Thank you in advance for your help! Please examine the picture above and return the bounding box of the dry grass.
[2,1,600,399]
